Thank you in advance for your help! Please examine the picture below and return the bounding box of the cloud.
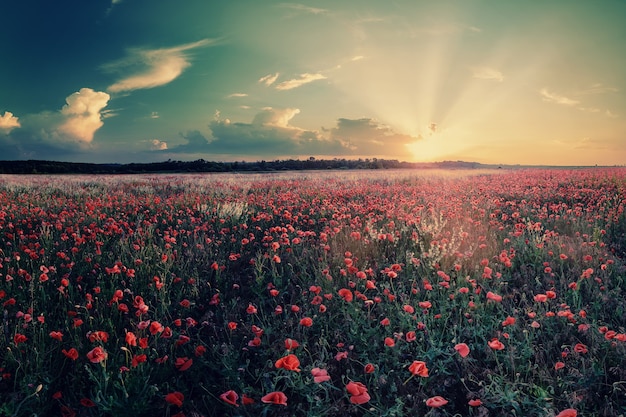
[576,83,618,95]
[326,118,419,155]
[106,39,212,93]
[279,3,328,15]
[58,88,110,143]
[150,139,168,150]
[163,109,420,158]
[275,73,327,90]
[259,73,280,86]
[471,66,503,82]
[227,93,248,98]
[540,88,579,106]
[0,111,20,133]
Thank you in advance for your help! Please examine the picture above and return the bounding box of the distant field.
[0,169,624,416]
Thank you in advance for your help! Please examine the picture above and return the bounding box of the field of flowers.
[0,168,625,417]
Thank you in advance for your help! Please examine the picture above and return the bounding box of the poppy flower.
[49,331,63,341]
[219,390,238,407]
[454,343,470,358]
[86,347,108,363]
[241,394,255,405]
[468,398,482,407]
[408,360,429,377]
[175,357,193,371]
[149,321,164,335]
[346,381,370,404]
[488,338,505,350]
[405,331,416,342]
[338,288,353,302]
[486,291,502,302]
[555,409,577,417]
[275,354,301,372]
[554,361,565,370]
[364,363,375,374]
[501,316,516,327]
[261,391,288,406]
[284,338,299,350]
[384,337,395,347]
[426,396,448,408]
[403,305,415,314]
[311,367,331,383]
[573,343,588,354]
[166,391,185,407]
[13,334,27,344]
[131,354,147,367]
[62,348,79,361]
[80,398,95,407]
[299,317,313,327]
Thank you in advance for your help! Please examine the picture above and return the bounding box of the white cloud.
[576,83,618,95]
[279,3,328,15]
[106,39,212,93]
[150,139,168,150]
[227,93,248,98]
[150,111,160,119]
[252,107,301,128]
[275,73,327,90]
[540,88,579,106]
[605,109,619,118]
[0,111,20,133]
[258,73,280,86]
[471,66,503,82]
[58,88,110,143]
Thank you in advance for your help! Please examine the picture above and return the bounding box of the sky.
[1,0,625,165]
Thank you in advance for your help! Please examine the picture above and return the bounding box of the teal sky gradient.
[1,0,625,165]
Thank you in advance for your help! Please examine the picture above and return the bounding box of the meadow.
[0,168,625,417]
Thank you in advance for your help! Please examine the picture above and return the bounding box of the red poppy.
[408,360,429,377]
[454,343,470,358]
[338,288,353,302]
[501,316,516,327]
[486,292,502,302]
[418,301,432,309]
[13,334,27,344]
[149,321,164,335]
[175,357,193,371]
[166,391,185,407]
[284,338,299,350]
[242,394,255,405]
[131,354,147,367]
[79,398,95,407]
[86,347,108,363]
[346,381,370,404]
[364,363,375,374]
[554,361,565,370]
[384,337,395,347]
[311,367,331,383]
[488,338,505,350]
[573,343,588,354]
[261,391,287,406]
[555,409,577,417]
[49,331,63,341]
[87,331,109,343]
[246,304,257,314]
[275,354,301,372]
[426,396,448,408]
[219,390,238,407]
[468,398,482,406]
[299,317,313,327]
[62,348,79,361]
[405,331,416,342]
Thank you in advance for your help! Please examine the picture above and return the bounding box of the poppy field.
[0,168,625,417]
